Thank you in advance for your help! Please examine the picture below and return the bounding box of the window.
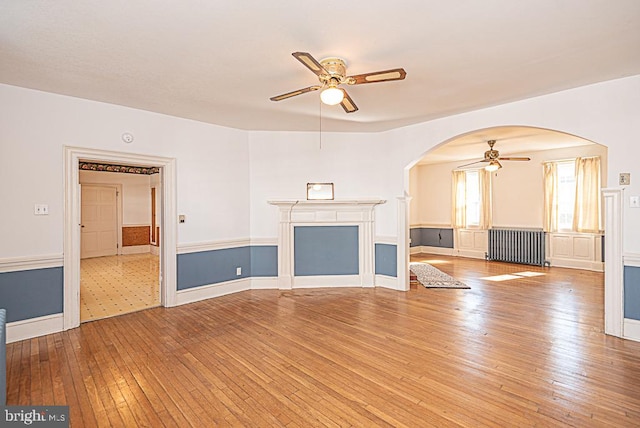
[556,161,576,230]
[543,157,601,233]
[465,170,481,226]
[452,169,490,229]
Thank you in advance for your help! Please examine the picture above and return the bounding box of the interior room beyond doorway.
[79,162,161,322]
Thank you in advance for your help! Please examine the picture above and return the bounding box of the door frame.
[64,146,177,331]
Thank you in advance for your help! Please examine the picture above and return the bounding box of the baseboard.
[411,246,454,256]
[623,318,640,342]
[121,245,150,255]
[6,313,64,343]
[150,245,160,256]
[176,278,252,305]
[250,277,279,289]
[293,275,363,289]
[548,257,604,272]
[454,249,486,259]
[0,254,64,273]
[375,274,399,290]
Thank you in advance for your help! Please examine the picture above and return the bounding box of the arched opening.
[400,125,618,332]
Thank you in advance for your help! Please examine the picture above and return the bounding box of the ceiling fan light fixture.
[485,160,502,172]
[320,86,344,105]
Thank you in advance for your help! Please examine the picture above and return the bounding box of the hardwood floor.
[7,254,640,427]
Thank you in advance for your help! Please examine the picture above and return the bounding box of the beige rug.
[410,262,469,289]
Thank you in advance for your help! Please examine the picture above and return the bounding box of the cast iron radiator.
[487,228,548,267]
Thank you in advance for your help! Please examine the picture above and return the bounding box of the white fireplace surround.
[268,199,386,289]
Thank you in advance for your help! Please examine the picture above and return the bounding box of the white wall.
[0,83,250,259]
[410,142,608,229]
[2,75,640,258]
[248,130,402,239]
[79,170,152,225]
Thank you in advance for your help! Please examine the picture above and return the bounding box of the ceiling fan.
[458,140,531,171]
[270,51,407,113]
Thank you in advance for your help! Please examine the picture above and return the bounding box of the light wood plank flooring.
[7,254,640,427]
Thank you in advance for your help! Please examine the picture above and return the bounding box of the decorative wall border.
[79,161,160,175]
[0,254,64,273]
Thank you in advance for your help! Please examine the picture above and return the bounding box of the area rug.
[409,262,469,289]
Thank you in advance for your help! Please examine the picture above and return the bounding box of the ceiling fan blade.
[340,89,358,113]
[292,52,328,76]
[457,159,488,168]
[498,157,531,161]
[270,85,321,102]
[347,68,407,85]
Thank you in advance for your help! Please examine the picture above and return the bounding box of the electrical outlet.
[619,172,631,186]
[178,214,185,223]
[236,267,242,276]
[34,204,49,215]
[631,196,640,208]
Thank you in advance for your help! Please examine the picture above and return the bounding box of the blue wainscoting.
[294,226,359,276]
[410,227,454,248]
[0,267,63,323]
[375,244,397,277]
[177,245,278,290]
[624,265,640,320]
[250,246,278,277]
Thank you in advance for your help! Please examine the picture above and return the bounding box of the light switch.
[631,196,640,208]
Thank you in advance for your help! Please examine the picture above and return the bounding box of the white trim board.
[178,239,252,254]
[176,278,251,306]
[0,254,63,273]
[548,258,604,272]
[375,274,399,290]
[376,236,398,245]
[6,313,64,343]
[624,253,640,267]
[624,318,640,343]
[410,246,455,256]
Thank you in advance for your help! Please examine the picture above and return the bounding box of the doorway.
[64,146,177,331]
[79,171,161,322]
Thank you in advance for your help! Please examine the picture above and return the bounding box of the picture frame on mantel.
[306,183,334,200]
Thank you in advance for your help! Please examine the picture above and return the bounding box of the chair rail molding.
[268,199,386,290]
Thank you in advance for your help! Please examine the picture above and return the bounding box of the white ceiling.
[1,1,639,133]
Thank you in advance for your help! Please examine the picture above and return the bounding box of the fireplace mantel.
[268,199,386,289]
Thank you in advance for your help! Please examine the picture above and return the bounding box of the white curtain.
[479,169,492,229]
[543,161,558,232]
[573,156,601,233]
[451,170,466,228]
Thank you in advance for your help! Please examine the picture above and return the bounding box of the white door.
[81,185,118,259]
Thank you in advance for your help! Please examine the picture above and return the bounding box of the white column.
[277,204,293,290]
[397,195,412,291]
[602,188,623,337]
